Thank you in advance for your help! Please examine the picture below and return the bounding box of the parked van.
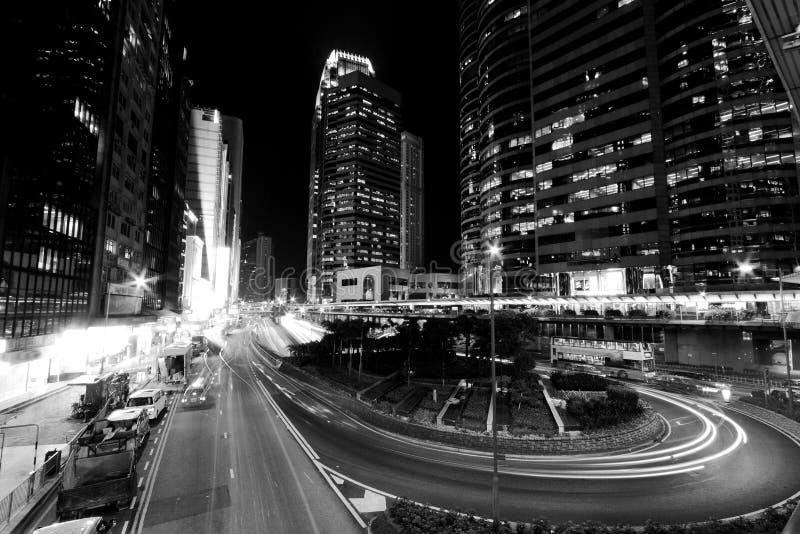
[126,388,167,421]
[34,516,115,533]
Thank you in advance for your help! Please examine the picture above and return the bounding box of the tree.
[421,317,455,388]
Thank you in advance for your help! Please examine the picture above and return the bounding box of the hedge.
[551,371,608,391]
[566,386,642,431]
[384,497,796,534]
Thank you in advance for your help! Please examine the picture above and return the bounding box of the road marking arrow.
[350,490,387,514]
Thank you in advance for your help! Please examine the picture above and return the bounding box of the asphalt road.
[26,338,362,534]
[251,319,800,526]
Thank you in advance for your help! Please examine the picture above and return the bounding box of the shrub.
[581,309,600,317]
[627,308,648,318]
[551,371,608,391]
[567,386,642,430]
[562,309,577,317]
[655,310,672,319]
[604,308,623,318]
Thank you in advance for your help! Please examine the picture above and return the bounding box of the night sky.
[183,1,461,279]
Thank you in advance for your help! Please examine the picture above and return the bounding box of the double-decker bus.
[550,336,656,381]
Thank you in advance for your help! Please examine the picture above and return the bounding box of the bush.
[655,310,672,319]
[551,371,608,391]
[604,308,623,318]
[567,386,642,430]
[562,309,577,317]
[386,497,797,533]
[581,309,600,317]
[627,308,648,318]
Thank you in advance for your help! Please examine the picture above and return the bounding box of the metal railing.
[0,424,85,528]
[655,364,767,387]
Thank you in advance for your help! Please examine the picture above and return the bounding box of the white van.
[34,517,115,534]
[105,407,151,450]
[126,388,167,421]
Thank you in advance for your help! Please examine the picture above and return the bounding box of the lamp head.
[488,244,501,257]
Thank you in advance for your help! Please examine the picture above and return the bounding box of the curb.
[0,385,71,415]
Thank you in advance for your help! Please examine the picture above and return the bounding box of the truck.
[56,413,140,519]
[159,342,193,385]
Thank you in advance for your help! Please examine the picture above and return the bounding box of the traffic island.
[273,357,666,455]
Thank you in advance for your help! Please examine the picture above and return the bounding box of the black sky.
[183,1,461,278]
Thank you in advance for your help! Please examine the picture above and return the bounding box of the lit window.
[692,95,705,104]
[678,59,689,68]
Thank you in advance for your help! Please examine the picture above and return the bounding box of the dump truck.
[56,414,139,519]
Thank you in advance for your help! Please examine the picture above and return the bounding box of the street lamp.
[738,262,794,419]
[486,242,501,529]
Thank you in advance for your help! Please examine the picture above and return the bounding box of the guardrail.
[655,365,766,387]
[0,427,81,528]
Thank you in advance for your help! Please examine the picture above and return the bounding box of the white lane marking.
[157,428,162,434]
[138,478,144,488]
[144,461,150,471]
[223,432,228,439]
[304,472,313,483]
[148,448,154,457]
[132,396,180,534]
[230,468,235,479]
[130,496,137,509]
[219,410,223,415]
[154,437,159,444]
[121,521,129,534]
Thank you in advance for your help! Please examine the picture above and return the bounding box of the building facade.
[307,50,376,303]
[274,277,298,302]
[306,53,403,303]
[185,108,243,311]
[400,131,425,270]
[334,266,409,303]
[458,0,800,297]
[239,234,273,301]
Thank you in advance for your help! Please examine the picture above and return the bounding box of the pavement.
[0,357,156,510]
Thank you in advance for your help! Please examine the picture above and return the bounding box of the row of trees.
[287,311,540,383]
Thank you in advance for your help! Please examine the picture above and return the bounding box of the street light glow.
[736,262,754,275]
[488,244,501,257]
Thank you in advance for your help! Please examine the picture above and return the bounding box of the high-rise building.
[185,108,243,311]
[458,0,800,296]
[458,0,535,296]
[274,277,297,302]
[307,50,376,303]
[222,115,244,304]
[400,132,425,270]
[239,235,273,301]
[94,0,169,318]
[0,3,112,339]
[144,0,192,314]
[306,51,403,302]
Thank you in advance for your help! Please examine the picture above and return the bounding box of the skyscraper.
[185,108,243,311]
[400,132,425,270]
[458,0,800,296]
[0,3,112,338]
[307,50,376,303]
[239,235,273,301]
[306,51,403,302]
[145,0,192,313]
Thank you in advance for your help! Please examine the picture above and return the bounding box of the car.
[125,388,167,421]
[181,379,211,409]
[105,407,151,450]
[34,517,115,534]
[565,363,607,377]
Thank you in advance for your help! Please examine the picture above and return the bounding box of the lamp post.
[487,243,501,529]
[739,262,794,419]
